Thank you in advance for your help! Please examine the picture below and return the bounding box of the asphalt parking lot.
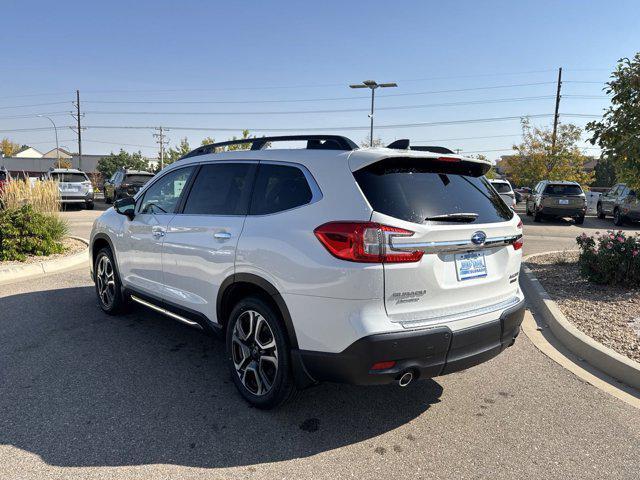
[1,201,639,479]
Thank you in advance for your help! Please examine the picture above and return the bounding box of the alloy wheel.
[231,310,279,396]
[96,255,116,309]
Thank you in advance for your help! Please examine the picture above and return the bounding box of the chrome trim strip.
[398,295,522,328]
[130,295,203,329]
[391,234,522,254]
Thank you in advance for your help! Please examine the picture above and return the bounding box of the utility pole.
[70,90,85,170]
[153,127,169,170]
[551,67,562,156]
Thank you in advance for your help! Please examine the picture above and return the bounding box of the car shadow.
[0,286,442,469]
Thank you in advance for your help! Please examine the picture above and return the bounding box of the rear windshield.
[544,184,583,196]
[491,182,512,193]
[353,158,513,224]
[50,172,88,183]
[124,174,153,184]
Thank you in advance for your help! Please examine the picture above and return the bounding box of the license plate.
[455,251,487,281]
[559,199,569,205]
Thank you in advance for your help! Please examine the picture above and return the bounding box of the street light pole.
[38,114,60,168]
[349,80,397,146]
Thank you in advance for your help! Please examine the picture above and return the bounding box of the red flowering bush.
[576,230,640,286]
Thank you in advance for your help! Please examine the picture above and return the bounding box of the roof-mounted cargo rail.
[181,135,359,160]
[387,139,454,154]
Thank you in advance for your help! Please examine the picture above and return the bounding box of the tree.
[587,53,640,191]
[164,137,191,167]
[97,150,149,178]
[500,118,593,188]
[592,155,617,187]
[360,136,384,147]
[470,154,498,179]
[201,137,215,146]
[1,138,21,156]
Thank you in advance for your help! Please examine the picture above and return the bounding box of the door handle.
[214,232,232,240]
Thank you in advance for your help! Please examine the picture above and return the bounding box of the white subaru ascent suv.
[90,135,525,409]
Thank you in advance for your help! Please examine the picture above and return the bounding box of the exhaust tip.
[398,371,413,387]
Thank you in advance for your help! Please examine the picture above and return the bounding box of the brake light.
[437,156,461,163]
[314,222,424,263]
[371,361,396,371]
[517,219,523,229]
[513,220,523,250]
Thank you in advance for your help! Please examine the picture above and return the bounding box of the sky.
[1,0,639,160]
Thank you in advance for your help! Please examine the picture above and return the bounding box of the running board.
[130,295,203,330]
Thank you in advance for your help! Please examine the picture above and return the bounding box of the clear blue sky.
[1,0,639,160]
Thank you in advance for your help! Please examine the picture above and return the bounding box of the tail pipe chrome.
[398,371,414,387]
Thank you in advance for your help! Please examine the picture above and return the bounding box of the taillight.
[513,219,524,250]
[437,156,461,163]
[314,222,424,263]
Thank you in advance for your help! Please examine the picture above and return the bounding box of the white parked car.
[89,135,525,409]
[489,179,516,208]
[44,168,94,209]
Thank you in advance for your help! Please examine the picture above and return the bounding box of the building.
[14,146,44,158]
[42,147,73,159]
[0,154,105,178]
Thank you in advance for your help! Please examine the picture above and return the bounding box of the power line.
[83,82,557,106]
[0,111,70,120]
[414,133,523,143]
[0,101,72,111]
[0,126,73,133]
[80,95,557,116]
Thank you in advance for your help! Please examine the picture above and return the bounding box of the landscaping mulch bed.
[526,251,640,363]
[0,237,86,269]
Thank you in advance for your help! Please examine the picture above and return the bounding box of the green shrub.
[576,230,640,286]
[0,205,68,261]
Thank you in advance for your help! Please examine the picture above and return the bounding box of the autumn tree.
[1,138,21,156]
[501,118,593,188]
[587,52,640,191]
[164,137,191,167]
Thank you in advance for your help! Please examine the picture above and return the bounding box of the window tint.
[139,166,194,214]
[354,158,513,224]
[183,163,256,215]
[543,184,583,195]
[124,174,154,184]
[491,182,512,193]
[51,172,88,183]
[250,164,313,215]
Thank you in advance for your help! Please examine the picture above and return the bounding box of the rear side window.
[124,174,154,184]
[51,172,88,182]
[353,158,513,224]
[250,164,313,215]
[183,163,256,215]
[491,182,512,193]
[544,184,583,195]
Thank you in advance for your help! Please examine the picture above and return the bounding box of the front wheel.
[94,247,127,315]
[597,203,605,219]
[226,296,295,409]
[525,202,533,216]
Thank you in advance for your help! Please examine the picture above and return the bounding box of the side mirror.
[114,196,136,220]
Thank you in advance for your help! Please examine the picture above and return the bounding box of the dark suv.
[104,169,154,204]
[597,183,640,226]
[526,180,587,224]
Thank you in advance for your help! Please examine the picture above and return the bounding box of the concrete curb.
[521,251,640,391]
[0,236,89,285]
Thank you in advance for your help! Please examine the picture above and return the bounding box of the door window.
[249,164,313,215]
[139,166,195,214]
[182,163,256,215]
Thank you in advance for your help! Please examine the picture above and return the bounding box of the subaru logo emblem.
[471,231,487,245]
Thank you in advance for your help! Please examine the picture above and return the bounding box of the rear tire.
[597,203,605,219]
[575,215,585,225]
[613,208,624,226]
[85,201,94,210]
[533,210,542,222]
[525,203,533,216]
[94,247,127,315]
[226,296,295,409]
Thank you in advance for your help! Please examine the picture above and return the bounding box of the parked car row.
[525,180,587,224]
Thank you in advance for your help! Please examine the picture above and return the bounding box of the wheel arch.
[91,233,119,281]
[217,273,299,350]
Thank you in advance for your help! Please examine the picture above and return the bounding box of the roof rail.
[180,135,358,160]
[387,139,454,155]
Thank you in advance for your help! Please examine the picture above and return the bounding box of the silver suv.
[597,183,640,226]
[44,168,95,210]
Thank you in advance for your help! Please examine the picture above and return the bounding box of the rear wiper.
[426,212,479,222]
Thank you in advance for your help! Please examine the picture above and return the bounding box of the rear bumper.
[293,300,525,386]
[60,193,94,203]
[539,206,585,217]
